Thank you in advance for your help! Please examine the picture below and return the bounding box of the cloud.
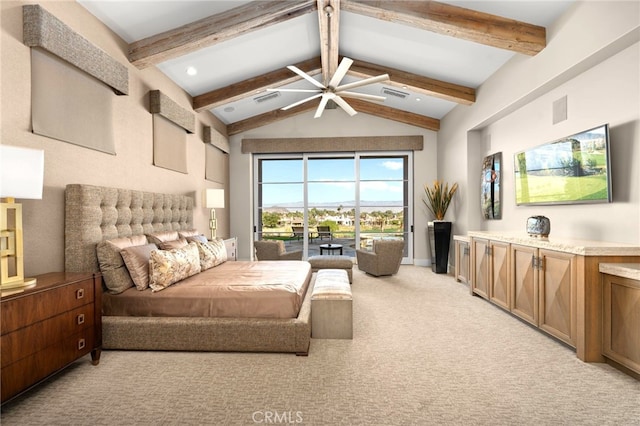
[382,161,403,170]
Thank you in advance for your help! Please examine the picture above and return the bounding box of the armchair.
[254,240,303,261]
[356,239,404,277]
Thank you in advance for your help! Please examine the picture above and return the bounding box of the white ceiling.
[78,0,575,130]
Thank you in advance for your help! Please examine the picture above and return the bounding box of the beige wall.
[1,1,229,276]
[439,0,640,245]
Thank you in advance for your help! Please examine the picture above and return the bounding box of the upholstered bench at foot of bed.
[311,269,352,339]
[308,255,353,283]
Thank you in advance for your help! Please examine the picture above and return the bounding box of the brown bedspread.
[103,261,311,319]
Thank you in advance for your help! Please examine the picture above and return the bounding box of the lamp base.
[1,276,37,291]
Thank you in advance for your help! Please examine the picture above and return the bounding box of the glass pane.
[360,157,405,180]
[260,159,302,183]
[308,158,354,181]
[260,183,303,208]
[360,181,404,207]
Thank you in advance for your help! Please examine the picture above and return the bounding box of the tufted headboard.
[65,184,194,273]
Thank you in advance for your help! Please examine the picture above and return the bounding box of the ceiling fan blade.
[338,91,386,102]
[267,88,322,93]
[314,94,332,119]
[281,93,323,110]
[327,57,354,89]
[287,65,326,89]
[333,95,357,116]
[336,73,390,92]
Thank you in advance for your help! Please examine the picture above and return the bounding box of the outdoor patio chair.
[316,225,332,240]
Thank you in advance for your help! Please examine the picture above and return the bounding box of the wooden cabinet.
[468,232,640,365]
[454,236,470,284]
[470,238,510,310]
[538,249,576,346]
[1,272,101,403]
[601,265,640,377]
[224,237,237,261]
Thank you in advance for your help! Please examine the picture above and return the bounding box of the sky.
[261,157,405,206]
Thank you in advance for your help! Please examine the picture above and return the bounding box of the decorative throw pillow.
[149,242,201,292]
[195,239,227,270]
[146,231,180,246]
[96,235,147,294]
[120,243,158,290]
[159,238,188,250]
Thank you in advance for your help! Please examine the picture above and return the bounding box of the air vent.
[253,92,280,104]
[381,87,409,100]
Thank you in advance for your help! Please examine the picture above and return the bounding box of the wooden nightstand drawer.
[1,304,95,368]
[1,330,95,402]
[2,277,94,335]
[1,272,101,404]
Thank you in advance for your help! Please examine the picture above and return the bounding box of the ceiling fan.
[267,57,390,118]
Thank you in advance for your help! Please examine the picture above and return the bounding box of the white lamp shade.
[204,188,225,209]
[0,145,45,199]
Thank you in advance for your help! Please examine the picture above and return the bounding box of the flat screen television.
[514,124,612,205]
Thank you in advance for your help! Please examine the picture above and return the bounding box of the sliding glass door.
[254,152,412,261]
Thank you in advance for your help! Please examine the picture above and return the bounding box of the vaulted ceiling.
[79,0,573,135]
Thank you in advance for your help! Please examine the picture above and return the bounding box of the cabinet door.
[489,241,510,310]
[471,238,489,298]
[538,249,576,346]
[455,240,470,284]
[510,244,538,326]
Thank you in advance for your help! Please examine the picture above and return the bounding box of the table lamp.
[204,188,225,240]
[0,145,45,289]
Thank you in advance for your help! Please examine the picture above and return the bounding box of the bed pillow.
[149,242,201,292]
[121,243,158,291]
[146,231,180,246]
[195,238,227,270]
[179,229,208,244]
[158,238,188,250]
[96,235,147,294]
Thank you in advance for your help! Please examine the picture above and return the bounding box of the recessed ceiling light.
[224,106,235,113]
[186,66,198,76]
[416,98,421,102]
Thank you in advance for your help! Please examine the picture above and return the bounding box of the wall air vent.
[253,92,280,104]
[381,87,409,100]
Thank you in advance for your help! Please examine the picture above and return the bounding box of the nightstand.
[1,272,102,404]
[224,237,237,261]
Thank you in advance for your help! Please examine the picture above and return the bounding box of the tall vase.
[428,221,452,274]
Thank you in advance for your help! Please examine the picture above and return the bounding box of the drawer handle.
[76,288,84,299]
[78,338,86,350]
[77,314,85,325]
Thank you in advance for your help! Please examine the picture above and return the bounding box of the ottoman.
[308,255,353,283]
[311,269,353,339]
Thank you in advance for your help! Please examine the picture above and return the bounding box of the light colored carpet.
[2,266,639,425]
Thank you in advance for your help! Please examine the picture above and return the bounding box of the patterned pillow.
[186,234,208,244]
[149,242,201,292]
[195,239,227,270]
[120,243,158,291]
[96,235,147,294]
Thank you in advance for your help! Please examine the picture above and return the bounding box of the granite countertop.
[599,263,640,281]
[466,231,640,256]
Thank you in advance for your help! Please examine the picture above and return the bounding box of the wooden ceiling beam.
[347,58,475,105]
[317,0,340,85]
[345,99,440,131]
[227,103,317,136]
[342,0,546,56]
[193,57,322,112]
[128,0,317,69]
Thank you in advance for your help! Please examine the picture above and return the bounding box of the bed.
[64,184,314,355]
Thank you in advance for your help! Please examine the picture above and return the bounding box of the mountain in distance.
[264,200,403,213]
